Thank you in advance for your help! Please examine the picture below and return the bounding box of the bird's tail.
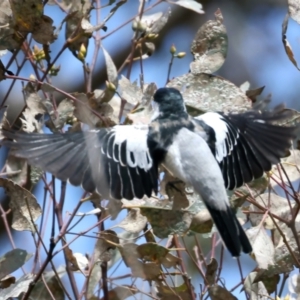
[206,204,252,257]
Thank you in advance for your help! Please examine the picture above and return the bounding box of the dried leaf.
[205,258,218,285]
[282,13,300,71]
[173,0,204,14]
[112,209,147,233]
[0,273,34,299]
[247,226,275,269]
[208,285,237,300]
[190,9,227,74]
[0,249,31,280]
[0,276,16,289]
[167,73,251,114]
[0,178,42,232]
[70,252,89,273]
[246,86,265,102]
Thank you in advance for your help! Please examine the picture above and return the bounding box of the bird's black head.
[151,87,187,120]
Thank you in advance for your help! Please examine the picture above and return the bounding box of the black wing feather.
[1,128,159,200]
[195,104,297,190]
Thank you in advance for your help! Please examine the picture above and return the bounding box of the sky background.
[0,0,299,299]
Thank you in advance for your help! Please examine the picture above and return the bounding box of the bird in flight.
[1,87,297,257]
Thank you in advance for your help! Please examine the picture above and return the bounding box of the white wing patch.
[196,112,237,163]
[111,125,152,171]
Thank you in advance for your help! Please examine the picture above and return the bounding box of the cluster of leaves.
[1,0,300,300]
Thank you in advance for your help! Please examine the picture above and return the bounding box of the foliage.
[0,0,300,299]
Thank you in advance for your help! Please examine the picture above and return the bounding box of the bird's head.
[151,87,187,121]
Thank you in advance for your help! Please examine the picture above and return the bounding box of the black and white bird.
[1,88,297,256]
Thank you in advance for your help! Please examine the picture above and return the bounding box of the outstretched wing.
[1,125,159,200]
[193,104,297,190]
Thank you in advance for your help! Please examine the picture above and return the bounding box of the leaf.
[131,260,161,280]
[190,9,227,74]
[96,47,118,103]
[208,285,237,300]
[0,59,6,81]
[261,274,280,294]
[0,249,31,280]
[156,282,193,300]
[102,47,118,88]
[5,154,27,186]
[118,75,143,106]
[100,285,138,300]
[137,242,169,262]
[247,226,275,269]
[32,15,56,44]
[135,12,163,33]
[21,86,49,132]
[0,273,34,298]
[87,229,120,298]
[167,73,251,114]
[10,0,43,32]
[282,13,300,71]
[95,230,119,263]
[0,178,42,232]
[83,0,126,34]
[126,82,157,124]
[190,209,213,233]
[112,209,147,233]
[46,98,75,131]
[71,92,116,128]
[148,8,171,34]
[65,0,92,58]
[172,0,204,14]
[30,268,65,300]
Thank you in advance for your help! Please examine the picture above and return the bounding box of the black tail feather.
[206,204,252,257]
